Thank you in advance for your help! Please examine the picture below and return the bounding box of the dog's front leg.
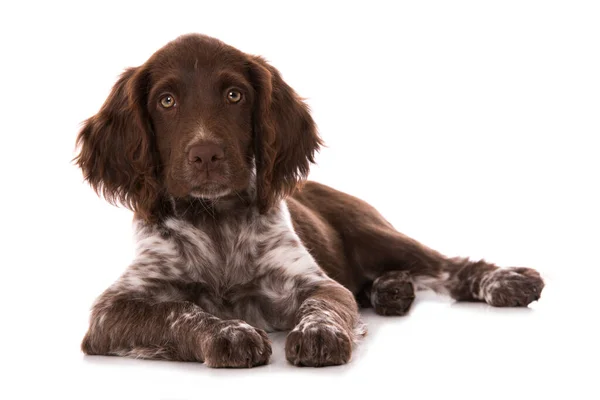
[82,290,272,368]
[257,204,364,367]
[284,280,365,367]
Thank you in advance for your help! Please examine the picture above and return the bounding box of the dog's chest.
[171,216,266,288]
[213,220,261,283]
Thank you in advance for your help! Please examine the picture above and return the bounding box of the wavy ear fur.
[75,67,160,221]
[248,56,323,213]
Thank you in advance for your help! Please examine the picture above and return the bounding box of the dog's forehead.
[149,34,247,73]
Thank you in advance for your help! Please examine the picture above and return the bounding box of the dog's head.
[76,34,322,221]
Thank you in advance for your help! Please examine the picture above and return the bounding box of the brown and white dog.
[76,34,544,368]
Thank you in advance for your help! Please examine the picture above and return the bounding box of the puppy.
[76,34,544,367]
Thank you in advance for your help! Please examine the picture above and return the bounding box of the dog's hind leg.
[353,228,544,308]
[358,271,416,315]
[290,182,544,309]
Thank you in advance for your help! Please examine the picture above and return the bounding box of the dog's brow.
[217,71,249,90]
[150,76,183,98]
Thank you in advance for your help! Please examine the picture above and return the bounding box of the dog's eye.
[226,89,242,104]
[159,95,176,109]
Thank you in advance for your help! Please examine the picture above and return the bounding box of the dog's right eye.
[159,95,176,109]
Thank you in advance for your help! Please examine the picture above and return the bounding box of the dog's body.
[77,34,544,368]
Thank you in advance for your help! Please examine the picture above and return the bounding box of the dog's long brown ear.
[248,56,323,213]
[75,67,160,221]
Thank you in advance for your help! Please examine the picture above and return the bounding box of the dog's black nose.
[187,143,225,170]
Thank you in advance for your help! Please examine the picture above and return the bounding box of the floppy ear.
[248,56,323,213]
[75,67,160,221]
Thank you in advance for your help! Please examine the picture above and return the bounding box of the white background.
[1,1,599,399]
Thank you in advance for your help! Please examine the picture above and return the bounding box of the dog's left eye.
[226,89,242,104]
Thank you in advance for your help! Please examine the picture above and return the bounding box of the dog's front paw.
[481,267,545,307]
[202,320,272,368]
[285,320,352,367]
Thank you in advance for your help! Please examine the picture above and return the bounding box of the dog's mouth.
[189,183,231,199]
[187,169,232,198]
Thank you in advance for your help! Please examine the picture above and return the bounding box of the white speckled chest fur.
[104,202,328,331]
